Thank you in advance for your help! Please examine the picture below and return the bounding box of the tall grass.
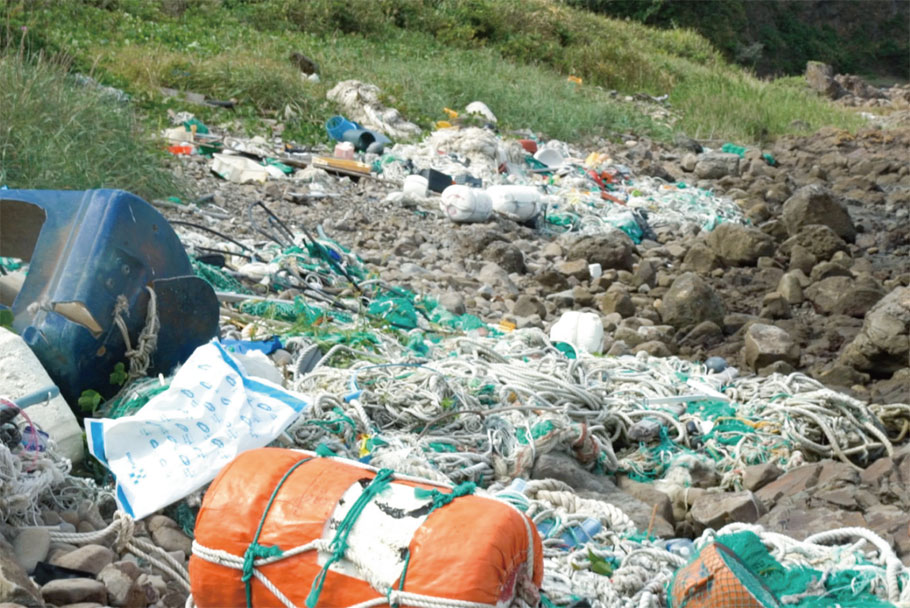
[0,51,179,198]
[3,0,864,147]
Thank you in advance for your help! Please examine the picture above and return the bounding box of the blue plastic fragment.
[705,356,728,373]
[221,336,283,356]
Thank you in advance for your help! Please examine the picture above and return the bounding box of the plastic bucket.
[325,115,359,140]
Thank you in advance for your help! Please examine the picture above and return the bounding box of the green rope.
[243,457,313,608]
[306,468,395,608]
[389,549,412,607]
[413,481,476,511]
[315,443,336,457]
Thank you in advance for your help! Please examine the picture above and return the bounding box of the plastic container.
[1,189,218,405]
[549,311,604,354]
[487,185,541,222]
[536,517,602,548]
[420,168,454,193]
[669,542,780,608]
[534,148,564,168]
[588,263,603,279]
[325,115,359,140]
[0,327,83,462]
[403,174,429,198]
[440,185,492,223]
[334,141,355,160]
[211,154,268,184]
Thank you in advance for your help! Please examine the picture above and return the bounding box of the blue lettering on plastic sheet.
[85,340,310,519]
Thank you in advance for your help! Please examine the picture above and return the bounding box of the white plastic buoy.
[487,185,541,222]
[548,311,604,354]
[440,185,492,223]
[0,328,83,462]
[403,174,429,198]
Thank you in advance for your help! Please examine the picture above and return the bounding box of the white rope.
[113,285,160,379]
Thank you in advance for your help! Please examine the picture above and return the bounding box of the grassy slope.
[4,0,861,148]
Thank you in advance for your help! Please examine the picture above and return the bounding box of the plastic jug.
[440,185,492,223]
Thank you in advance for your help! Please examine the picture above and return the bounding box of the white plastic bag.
[86,341,309,519]
[548,311,604,354]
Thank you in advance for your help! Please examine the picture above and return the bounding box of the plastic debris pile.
[105,213,907,608]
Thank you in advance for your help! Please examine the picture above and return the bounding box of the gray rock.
[13,528,49,574]
[150,526,192,556]
[690,490,763,533]
[780,224,847,261]
[679,321,723,348]
[705,223,775,266]
[41,579,106,606]
[477,263,518,293]
[806,276,884,317]
[97,565,136,607]
[743,462,783,492]
[634,340,672,357]
[599,289,635,318]
[0,537,42,607]
[438,292,466,316]
[50,544,114,576]
[743,323,800,370]
[789,244,817,275]
[512,295,546,318]
[694,153,740,179]
[839,287,910,376]
[633,259,657,288]
[682,243,721,273]
[778,272,804,305]
[660,273,725,330]
[809,261,852,282]
[805,61,844,99]
[483,241,525,274]
[563,230,634,271]
[680,153,697,172]
[782,185,855,242]
[759,292,791,319]
[557,258,590,281]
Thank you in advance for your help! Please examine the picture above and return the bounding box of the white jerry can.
[548,311,604,354]
[487,185,541,222]
[0,327,83,462]
[440,185,493,223]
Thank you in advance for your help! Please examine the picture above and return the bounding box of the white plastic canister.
[487,185,541,222]
[403,174,429,198]
[440,185,493,223]
[0,327,83,462]
[548,311,604,354]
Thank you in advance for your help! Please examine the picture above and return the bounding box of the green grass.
[3,0,863,154]
[0,50,180,198]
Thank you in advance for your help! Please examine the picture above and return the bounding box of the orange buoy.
[669,542,781,608]
[189,448,543,608]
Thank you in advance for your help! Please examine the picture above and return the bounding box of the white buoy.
[440,185,493,223]
[487,185,541,222]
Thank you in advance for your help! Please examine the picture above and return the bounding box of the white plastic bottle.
[486,185,541,222]
[440,185,493,223]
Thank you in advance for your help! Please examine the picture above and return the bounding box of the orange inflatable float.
[189,448,543,608]
[669,542,781,608]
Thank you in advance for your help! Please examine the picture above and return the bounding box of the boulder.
[12,528,49,574]
[483,241,525,274]
[780,224,847,261]
[839,287,910,377]
[556,258,590,281]
[805,61,844,99]
[782,185,855,242]
[743,323,800,370]
[438,292,466,316]
[599,289,635,317]
[805,276,884,317]
[50,544,114,576]
[759,292,791,319]
[694,153,740,179]
[512,295,546,318]
[660,273,725,330]
[682,243,721,273]
[778,272,804,304]
[563,229,634,271]
[40,579,106,606]
[743,462,783,492]
[690,490,763,533]
[705,223,775,266]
